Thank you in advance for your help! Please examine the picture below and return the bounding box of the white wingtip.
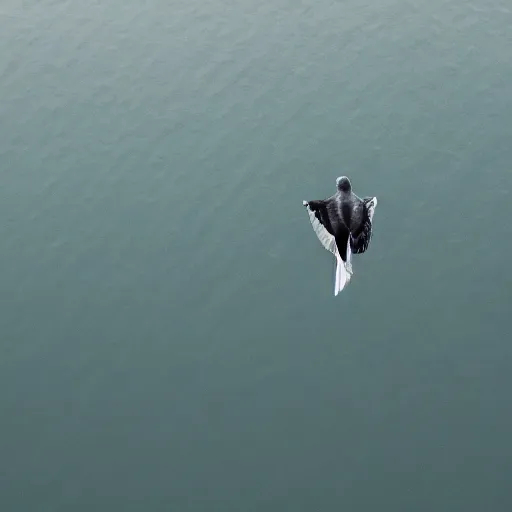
[367,197,377,222]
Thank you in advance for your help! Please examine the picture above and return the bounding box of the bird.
[303,176,377,295]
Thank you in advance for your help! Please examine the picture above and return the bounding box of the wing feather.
[350,197,377,254]
[305,201,337,254]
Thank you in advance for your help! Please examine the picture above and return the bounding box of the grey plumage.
[303,175,377,295]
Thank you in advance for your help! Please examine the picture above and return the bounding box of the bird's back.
[333,192,364,234]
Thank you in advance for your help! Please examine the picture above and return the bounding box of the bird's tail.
[334,238,353,296]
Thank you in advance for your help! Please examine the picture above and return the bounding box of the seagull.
[303,176,377,296]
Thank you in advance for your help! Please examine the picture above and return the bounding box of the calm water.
[2,1,512,510]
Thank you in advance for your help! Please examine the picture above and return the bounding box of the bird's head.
[336,176,351,193]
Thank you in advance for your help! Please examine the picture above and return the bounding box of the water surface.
[2,1,512,510]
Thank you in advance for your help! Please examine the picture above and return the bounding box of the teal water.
[2,1,512,510]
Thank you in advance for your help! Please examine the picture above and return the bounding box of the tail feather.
[334,238,353,296]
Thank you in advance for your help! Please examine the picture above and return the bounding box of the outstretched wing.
[350,197,377,254]
[304,199,337,254]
